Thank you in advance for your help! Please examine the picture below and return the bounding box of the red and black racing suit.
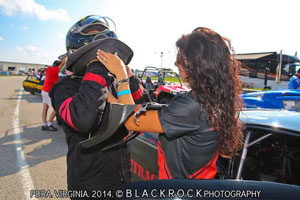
[49,62,145,197]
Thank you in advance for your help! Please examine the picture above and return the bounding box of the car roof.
[244,89,300,97]
[240,109,300,135]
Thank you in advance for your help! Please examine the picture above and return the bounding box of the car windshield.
[141,68,183,86]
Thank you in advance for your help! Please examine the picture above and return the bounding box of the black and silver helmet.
[66,15,117,52]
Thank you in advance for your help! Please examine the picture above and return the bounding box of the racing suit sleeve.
[50,62,109,134]
[128,76,146,104]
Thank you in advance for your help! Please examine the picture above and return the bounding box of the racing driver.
[49,15,145,198]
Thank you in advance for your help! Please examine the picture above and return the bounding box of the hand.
[97,50,127,80]
[106,89,118,103]
[60,56,67,65]
[59,57,67,70]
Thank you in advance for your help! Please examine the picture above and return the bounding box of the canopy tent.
[235,52,300,63]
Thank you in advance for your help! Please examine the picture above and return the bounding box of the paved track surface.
[0,76,68,200]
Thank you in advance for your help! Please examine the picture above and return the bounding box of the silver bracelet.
[116,78,130,88]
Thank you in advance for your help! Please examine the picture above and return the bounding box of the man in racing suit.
[49,15,145,198]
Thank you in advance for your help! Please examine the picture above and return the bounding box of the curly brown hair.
[176,27,243,158]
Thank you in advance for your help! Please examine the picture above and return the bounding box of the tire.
[159,97,171,104]
[30,91,35,95]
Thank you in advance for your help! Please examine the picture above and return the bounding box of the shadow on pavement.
[0,123,67,177]
[2,91,42,104]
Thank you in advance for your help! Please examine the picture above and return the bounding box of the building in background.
[0,61,48,75]
[235,52,300,89]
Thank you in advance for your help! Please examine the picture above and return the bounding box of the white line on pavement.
[13,89,37,200]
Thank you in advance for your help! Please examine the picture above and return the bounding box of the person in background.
[38,69,44,80]
[97,27,244,179]
[41,58,66,131]
[29,68,34,75]
[288,68,300,89]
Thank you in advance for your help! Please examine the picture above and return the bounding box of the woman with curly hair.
[97,27,244,179]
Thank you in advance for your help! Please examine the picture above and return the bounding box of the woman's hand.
[106,89,118,103]
[97,50,127,80]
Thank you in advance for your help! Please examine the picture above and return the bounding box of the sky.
[0,0,299,70]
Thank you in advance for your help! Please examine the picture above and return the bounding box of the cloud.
[0,36,3,40]
[21,26,29,30]
[16,45,49,60]
[0,0,70,21]
[17,45,41,52]
[4,45,59,64]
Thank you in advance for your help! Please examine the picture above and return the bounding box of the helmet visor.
[71,15,116,35]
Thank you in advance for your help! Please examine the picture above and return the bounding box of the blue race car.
[242,89,300,110]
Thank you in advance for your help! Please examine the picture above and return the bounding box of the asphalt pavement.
[0,76,68,200]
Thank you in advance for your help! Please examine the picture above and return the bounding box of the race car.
[242,89,300,110]
[128,109,300,186]
[140,67,189,104]
[23,75,44,94]
[77,102,300,198]
[22,70,67,94]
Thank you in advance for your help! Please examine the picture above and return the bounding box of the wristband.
[117,89,131,97]
[116,78,130,88]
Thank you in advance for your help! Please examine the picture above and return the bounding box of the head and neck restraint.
[79,102,166,151]
[65,36,134,75]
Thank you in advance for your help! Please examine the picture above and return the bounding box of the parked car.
[0,70,11,76]
[139,67,189,104]
[128,109,300,187]
[23,75,43,94]
[242,89,300,110]
[18,70,27,75]
[22,69,67,94]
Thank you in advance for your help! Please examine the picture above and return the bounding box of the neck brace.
[66,37,134,74]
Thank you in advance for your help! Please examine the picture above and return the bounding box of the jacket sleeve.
[129,76,148,104]
[49,62,109,134]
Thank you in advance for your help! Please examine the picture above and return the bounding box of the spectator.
[41,58,66,131]
[288,68,300,89]
[38,69,44,80]
[29,69,34,75]
[98,27,244,179]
